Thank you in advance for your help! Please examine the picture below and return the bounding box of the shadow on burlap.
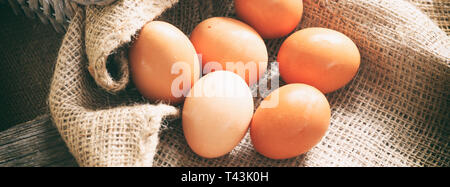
[48,0,449,166]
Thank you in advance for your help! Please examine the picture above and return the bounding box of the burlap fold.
[85,0,178,92]
[49,0,449,167]
[48,1,179,167]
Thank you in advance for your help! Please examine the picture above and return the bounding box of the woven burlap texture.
[48,0,179,167]
[49,0,449,167]
[85,0,178,92]
[406,0,449,34]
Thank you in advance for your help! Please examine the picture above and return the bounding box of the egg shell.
[277,27,361,93]
[129,21,200,105]
[182,71,254,158]
[190,17,268,86]
[235,0,303,39]
[250,84,331,159]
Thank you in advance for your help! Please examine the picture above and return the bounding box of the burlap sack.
[49,0,449,167]
[48,0,181,167]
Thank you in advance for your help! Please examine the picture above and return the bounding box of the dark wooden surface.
[0,114,78,167]
[0,5,64,131]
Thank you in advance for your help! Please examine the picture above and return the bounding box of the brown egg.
[182,71,254,158]
[278,28,361,93]
[250,84,331,159]
[190,17,268,86]
[235,0,303,39]
[129,21,200,104]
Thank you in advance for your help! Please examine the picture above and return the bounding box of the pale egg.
[182,71,254,158]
